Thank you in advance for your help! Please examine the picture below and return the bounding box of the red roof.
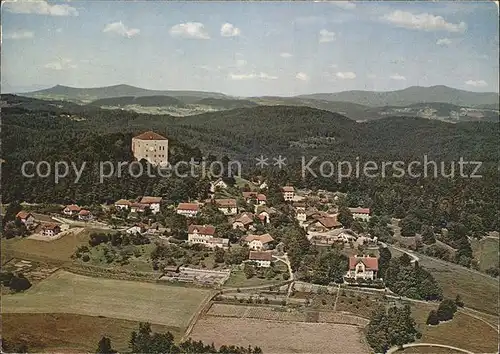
[215,199,237,207]
[115,199,132,205]
[177,203,199,211]
[349,207,371,215]
[140,196,162,204]
[42,222,61,231]
[79,209,91,216]
[349,256,378,271]
[133,131,167,140]
[257,194,267,201]
[282,186,294,192]
[188,224,216,236]
[316,216,341,228]
[65,204,81,212]
[242,192,257,199]
[245,233,274,244]
[249,251,273,261]
[16,211,32,219]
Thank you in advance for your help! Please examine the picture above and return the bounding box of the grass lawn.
[410,302,498,353]
[224,262,288,288]
[1,313,181,353]
[84,242,156,272]
[471,237,499,271]
[2,270,212,329]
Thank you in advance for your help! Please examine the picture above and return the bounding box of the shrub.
[426,310,439,325]
[82,254,90,262]
[282,272,290,280]
[436,299,458,322]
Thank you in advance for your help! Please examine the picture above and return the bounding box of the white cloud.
[220,23,241,37]
[170,22,210,39]
[382,11,467,33]
[229,72,278,80]
[3,30,34,40]
[390,74,406,81]
[331,1,356,10]
[103,21,140,38]
[436,38,452,46]
[3,0,78,16]
[296,72,309,81]
[465,80,487,87]
[336,71,357,79]
[280,52,293,58]
[319,29,335,43]
[44,58,77,71]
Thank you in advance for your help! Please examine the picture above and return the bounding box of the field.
[2,270,211,330]
[410,302,499,353]
[224,262,288,288]
[190,316,370,354]
[1,313,180,353]
[471,237,499,271]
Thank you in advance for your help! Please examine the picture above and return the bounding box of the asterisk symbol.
[273,155,287,169]
[255,155,269,168]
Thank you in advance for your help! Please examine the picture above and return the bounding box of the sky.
[1,0,499,96]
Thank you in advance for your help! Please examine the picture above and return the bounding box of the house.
[114,199,132,210]
[78,209,93,221]
[42,223,61,237]
[248,251,273,268]
[295,207,307,222]
[308,216,342,232]
[188,224,216,245]
[63,204,81,216]
[242,192,267,206]
[259,181,268,190]
[140,196,162,214]
[345,255,379,281]
[176,203,200,217]
[130,203,148,213]
[244,233,274,250]
[131,131,168,166]
[16,211,35,227]
[215,199,238,216]
[206,237,229,250]
[126,225,145,235]
[232,212,254,230]
[281,186,295,201]
[349,207,371,221]
[258,211,270,224]
[210,178,229,193]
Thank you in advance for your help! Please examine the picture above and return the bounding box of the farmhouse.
[140,196,162,214]
[42,223,61,237]
[206,237,229,250]
[215,199,238,215]
[210,178,229,193]
[126,225,145,235]
[281,186,295,201]
[78,209,93,221]
[349,207,371,221]
[244,233,274,250]
[188,224,216,245]
[130,202,148,213]
[248,251,273,268]
[131,131,168,166]
[16,211,35,227]
[177,202,200,217]
[63,204,81,216]
[295,207,307,222]
[232,212,254,230]
[345,255,379,281]
[308,216,342,232]
[114,199,132,210]
[242,192,267,205]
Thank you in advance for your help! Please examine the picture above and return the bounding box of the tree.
[214,247,225,263]
[338,206,354,228]
[96,336,115,354]
[2,200,22,226]
[243,263,255,279]
[436,299,458,322]
[421,225,436,245]
[426,310,439,325]
[454,294,464,308]
[400,216,421,237]
[378,246,392,280]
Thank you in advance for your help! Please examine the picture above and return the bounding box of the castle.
[131,131,169,166]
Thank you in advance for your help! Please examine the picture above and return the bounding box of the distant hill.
[90,95,185,108]
[298,85,499,108]
[195,98,258,109]
[21,84,229,103]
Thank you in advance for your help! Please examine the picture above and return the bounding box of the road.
[386,342,475,354]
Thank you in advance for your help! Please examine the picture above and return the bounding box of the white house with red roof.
[63,204,81,216]
[242,192,267,206]
[114,199,132,210]
[78,209,93,221]
[345,255,378,281]
[281,186,295,201]
[187,224,228,249]
[131,131,169,166]
[349,207,371,222]
[248,251,273,268]
[140,196,162,214]
[42,223,61,237]
[177,203,200,217]
[215,199,238,215]
[244,233,274,251]
[16,211,35,227]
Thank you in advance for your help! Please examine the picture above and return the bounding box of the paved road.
[386,342,475,354]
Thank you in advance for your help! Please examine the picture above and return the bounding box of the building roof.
[234,212,254,225]
[245,233,274,244]
[257,194,267,201]
[242,191,257,199]
[316,216,342,229]
[282,186,295,192]
[79,209,91,216]
[16,211,32,219]
[140,196,162,204]
[249,251,273,261]
[115,199,132,206]
[349,256,379,271]
[207,237,229,245]
[349,207,371,215]
[130,202,148,210]
[42,222,60,231]
[215,199,237,208]
[188,224,216,236]
[133,131,167,141]
[65,204,81,212]
[177,203,199,211]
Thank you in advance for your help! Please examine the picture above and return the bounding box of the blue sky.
[1,0,498,96]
